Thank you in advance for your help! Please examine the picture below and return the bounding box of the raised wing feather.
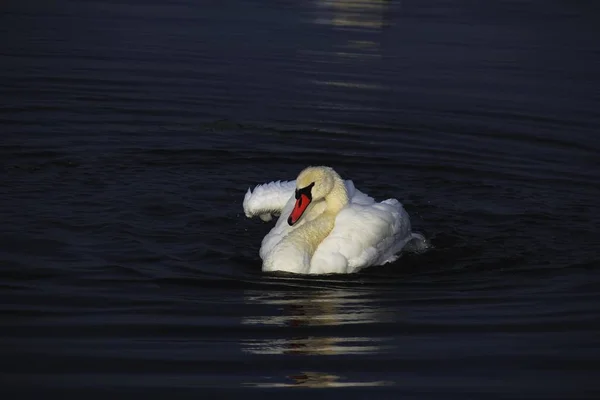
[243,180,296,221]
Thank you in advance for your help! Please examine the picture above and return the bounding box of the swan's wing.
[310,198,415,274]
[243,180,296,222]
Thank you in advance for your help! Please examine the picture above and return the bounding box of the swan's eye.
[295,182,315,200]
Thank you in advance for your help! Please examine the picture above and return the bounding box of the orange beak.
[288,193,311,226]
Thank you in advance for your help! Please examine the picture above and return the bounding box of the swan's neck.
[307,175,348,246]
[324,176,349,217]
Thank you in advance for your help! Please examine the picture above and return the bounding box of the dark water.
[1,0,599,397]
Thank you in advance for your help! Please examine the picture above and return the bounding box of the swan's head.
[287,166,344,226]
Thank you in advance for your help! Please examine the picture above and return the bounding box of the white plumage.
[243,166,425,274]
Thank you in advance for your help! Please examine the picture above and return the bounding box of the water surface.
[1,0,599,397]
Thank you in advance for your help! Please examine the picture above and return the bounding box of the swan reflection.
[314,0,389,30]
[250,371,391,388]
[241,287,393,387]
[241,288,392,356]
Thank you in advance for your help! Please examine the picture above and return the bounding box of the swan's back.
[310,198,414,274]
[345,179,374,206]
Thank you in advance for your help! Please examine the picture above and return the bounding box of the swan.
[243,166,425,274]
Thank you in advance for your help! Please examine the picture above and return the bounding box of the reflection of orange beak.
[288,194,311,226]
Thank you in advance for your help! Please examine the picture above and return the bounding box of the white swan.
[243,166,425,274]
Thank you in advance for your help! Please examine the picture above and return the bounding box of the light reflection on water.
[295,0,392,121]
